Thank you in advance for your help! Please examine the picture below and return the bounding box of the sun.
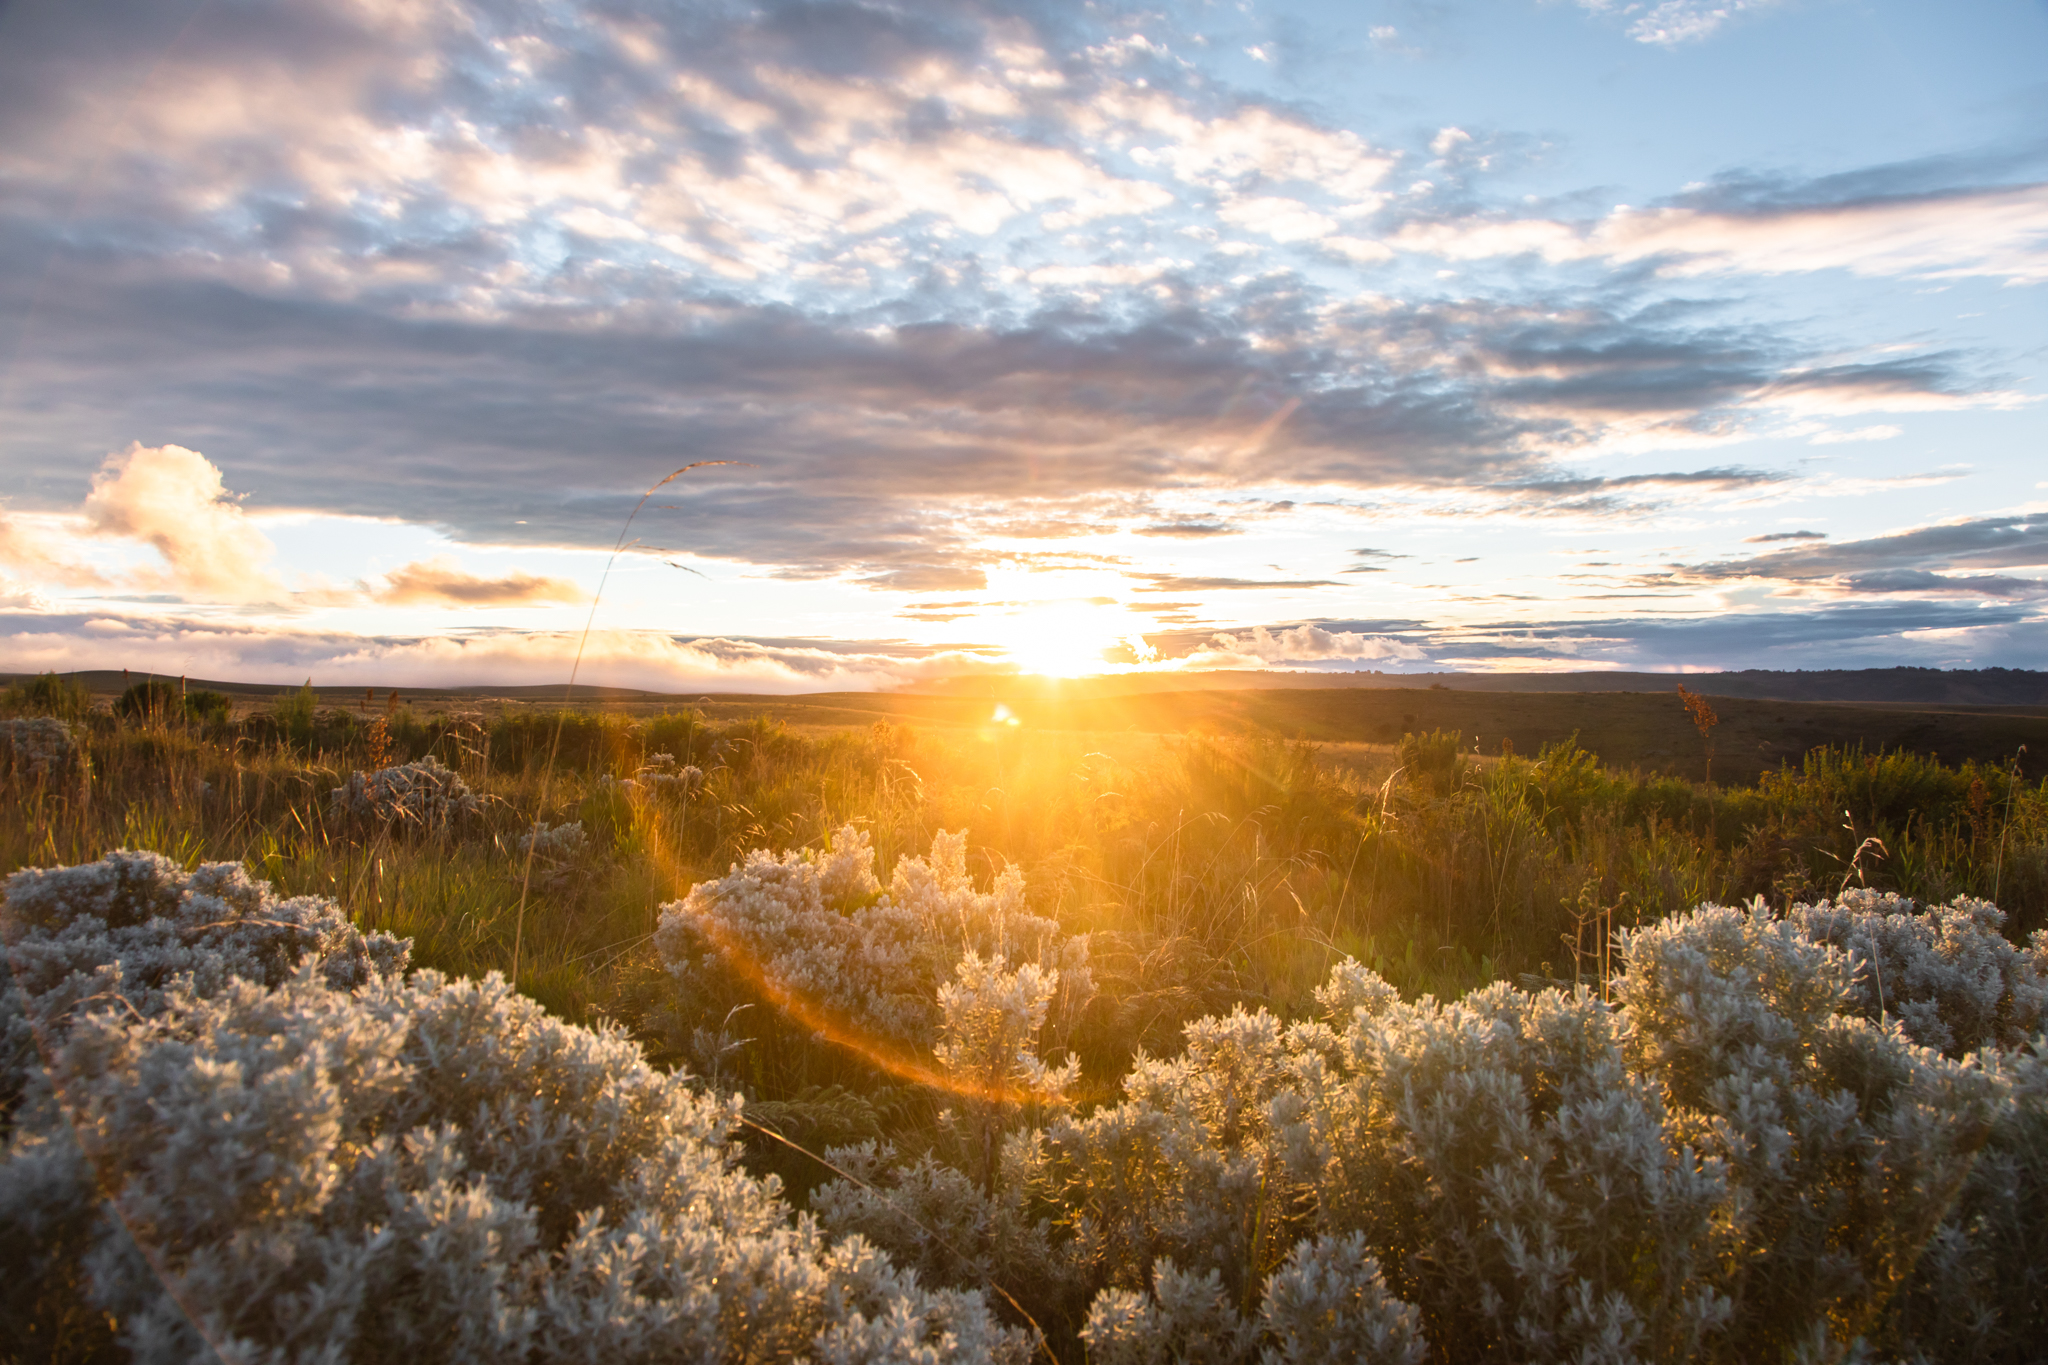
[977,599,1154,677]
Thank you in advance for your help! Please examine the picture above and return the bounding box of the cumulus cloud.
[80,443,287,603]
[369,557,585,607]
[0,509,109,588]
[1181,624,1429,668]
[7,444,594,612]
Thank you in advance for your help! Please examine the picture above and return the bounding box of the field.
[6,669,2048,1362]
[7,670,2046,1031]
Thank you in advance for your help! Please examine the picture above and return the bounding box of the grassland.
[5,670,2043,1076]
[7,669,2048,1362]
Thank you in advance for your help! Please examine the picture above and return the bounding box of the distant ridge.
[7,666,2045,708]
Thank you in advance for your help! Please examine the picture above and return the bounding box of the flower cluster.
[0,717,79,781]
[328,754,482,830]
[0,851,1029,1364]
[655,826,1091,1055]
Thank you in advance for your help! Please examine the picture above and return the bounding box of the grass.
[6,676,2044,1062]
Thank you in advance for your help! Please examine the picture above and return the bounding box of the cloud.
[1132,574,1340,592]
[1679,512,2048,597]
[0,611,1021,693]
[0,0,2035,679]
[0,0,2017,596]
[370,557,585,607]
[1,245,1815,574]
[7,444,595,610]
[859,565,991,592]
[1745,530,1826,543]
[1342,546,1410,573]
[80,443,287,603]
[1135,520,1238,537]
[2,253,1998,587]
[0,509,109,588]
[1586,0,1784,47]
[1834,570,2046,599]
[1180,623,1428,668]
[1809,425,1901,445]
[1027,259,1186,288]
[1755,360,2028,416]
[1393,177,2048,285]
[1499,467,1783,498]
[1218,196,1338,243]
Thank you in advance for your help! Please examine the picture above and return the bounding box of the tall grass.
[4,690,2041,1077]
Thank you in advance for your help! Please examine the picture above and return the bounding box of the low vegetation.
[3,672,2046,1361]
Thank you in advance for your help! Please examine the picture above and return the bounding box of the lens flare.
[636,799,1061,1105]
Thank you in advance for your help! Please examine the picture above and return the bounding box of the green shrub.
[182,689,231,724]
[1397,729,1464,801]
[3,673,90,721]
[114,679,182,722]
[271,679,317,751]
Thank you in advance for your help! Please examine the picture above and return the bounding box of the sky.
[0,0,2044,692]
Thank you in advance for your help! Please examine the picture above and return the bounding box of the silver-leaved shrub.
[0,851,1030,1365]
[654,825,1092,1057]
[2,849,410,1108]
[0,716,80,782]
[329,754,482,830]
[836,891,2048,1364]
[11,840,2044,1365]
[1787,887,2048,1054]
[519,819,591,862]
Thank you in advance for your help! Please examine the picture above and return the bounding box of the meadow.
[5,670,2047,1363]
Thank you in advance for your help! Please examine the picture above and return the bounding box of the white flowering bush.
[0,716,79,781]
[520,819,591,863]
[637,753,705,804]
[1080,1238,1427,1365]
[936,952,1081,1113]
[655,826,1092,1059]
[811,952,1084,1308]
[2,850,409,1112]
[329,754,481,831]
[10,835,2044,1364]
[877,892,2048,1363]
[0,851,1032,1364]
[1786,887,2048,1054]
